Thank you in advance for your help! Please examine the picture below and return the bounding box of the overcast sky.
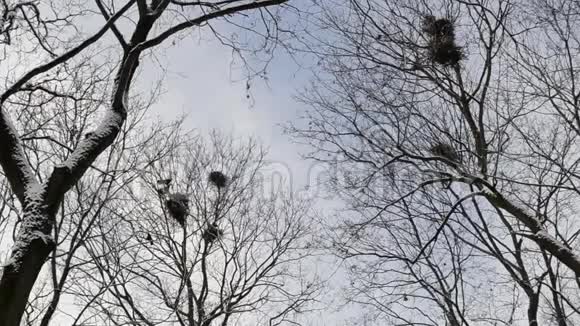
[139,24,356,325]
[143,22,330,205]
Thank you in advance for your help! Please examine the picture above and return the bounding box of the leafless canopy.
[76,132,319,325]
[0,0,290,325]
[290,0,580,324]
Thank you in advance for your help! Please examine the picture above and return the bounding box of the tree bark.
[527,292,539,326]
[0,208,55,326]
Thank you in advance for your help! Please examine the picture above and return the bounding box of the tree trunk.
[0,208,55,326]
[527,292,539,326]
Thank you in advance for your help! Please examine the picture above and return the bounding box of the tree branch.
[0,1,136,204]
[136,0,287,51]
[94,0,128,50]
[0,112,38,203]
[483,189,580,277]
[0,0,136,104]
[44,2,157,213]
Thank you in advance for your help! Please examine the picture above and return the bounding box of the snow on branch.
[61,110,124,170]
[0,110,39,204]
[44,88,128,210]
[483,188,580,276]
[44,2,150,206]
[0,0,137,205]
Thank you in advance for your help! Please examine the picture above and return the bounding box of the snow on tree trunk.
[0,205,55,326]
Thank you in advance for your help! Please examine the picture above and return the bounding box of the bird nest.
[202,223,224,243]
[165,193,189,226]
[422,16,463,66]
[208,171,228,188]
[422,16,455,39]
[430,142,460,165]
[428,37,463,66]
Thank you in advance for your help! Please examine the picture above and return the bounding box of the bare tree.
[0,0,291,324]
[73,132,319,325]
[289,0,580,324]
[27,109,186,325]
[0,38,188,324]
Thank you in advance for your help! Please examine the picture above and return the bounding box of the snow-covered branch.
[0,111,39,203]
[483,189,580,276]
